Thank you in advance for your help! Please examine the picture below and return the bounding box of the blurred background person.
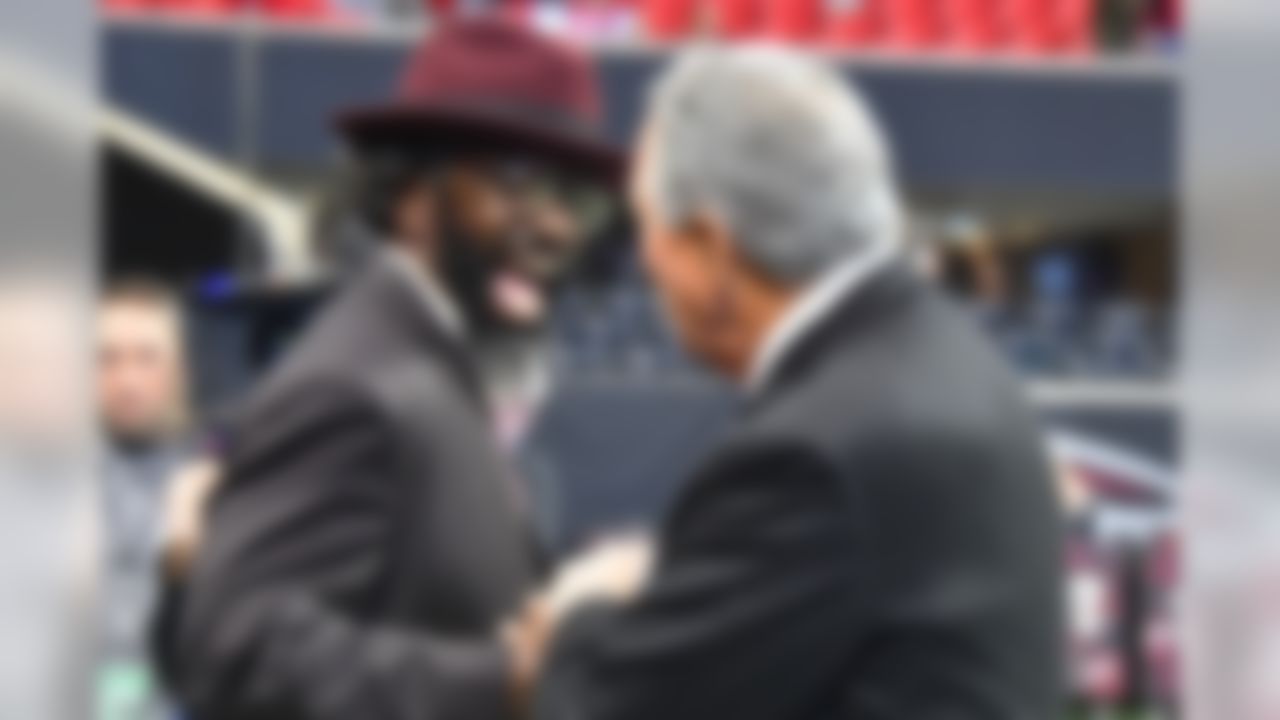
[97,278,195,720]
[152,18,621,720]
[0,275,97,720]
[99,279,192,452]
[511,45,1063,720]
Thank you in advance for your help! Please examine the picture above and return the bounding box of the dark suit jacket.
[157,254,540,720]
[536,264,1064,720]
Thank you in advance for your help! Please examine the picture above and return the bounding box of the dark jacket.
[157,254,540,720]
[535,264,1064,720]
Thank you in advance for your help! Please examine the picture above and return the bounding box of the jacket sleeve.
[165,381,514,720]
[533,441,865,720]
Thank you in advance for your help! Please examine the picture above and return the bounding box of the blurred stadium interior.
[100,1,1180,716]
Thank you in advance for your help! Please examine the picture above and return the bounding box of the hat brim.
[337,101,626,186]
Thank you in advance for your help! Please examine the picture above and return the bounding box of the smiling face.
[397,156,614,337]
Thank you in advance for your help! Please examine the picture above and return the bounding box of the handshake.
[156,457,654,714]
[503,532,656,707]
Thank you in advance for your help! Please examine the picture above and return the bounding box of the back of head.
[643,45,903,285]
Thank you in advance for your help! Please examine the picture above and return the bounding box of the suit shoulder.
[229,369,388,456]
[751,291,1039,471]
[689,429,848,506]
[671,433,849,532]
[243,352,465,436]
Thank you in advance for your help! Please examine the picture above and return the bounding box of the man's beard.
[435,212,551,340]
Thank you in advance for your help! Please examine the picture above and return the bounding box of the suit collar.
[747,242,902,395]
[368,249,488,407]
[750,259,921,403]
[383,246,467,340]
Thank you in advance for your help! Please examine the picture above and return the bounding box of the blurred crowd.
[101,0,1181,56]
[552,244,1173,379]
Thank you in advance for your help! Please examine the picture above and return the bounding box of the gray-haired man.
[509,46,1064,720]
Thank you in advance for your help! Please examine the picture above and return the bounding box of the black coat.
[157,254,540,720]
[535,265,1064,720]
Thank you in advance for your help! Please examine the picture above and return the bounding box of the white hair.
[643,45,903,284]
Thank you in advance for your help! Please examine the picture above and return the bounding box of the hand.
[502,596,552,715]
[502,534,653,715]
[160,457,222,580]
[545,532,655,621]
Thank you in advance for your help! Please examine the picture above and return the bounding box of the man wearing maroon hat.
[153,18,621,720]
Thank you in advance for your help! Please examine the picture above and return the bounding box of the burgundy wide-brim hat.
[337,18,624,185]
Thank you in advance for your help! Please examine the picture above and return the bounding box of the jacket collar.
[748,259,921,405]
[370,248,487,407]
[383,245,467,340]
[747,242,901,395]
